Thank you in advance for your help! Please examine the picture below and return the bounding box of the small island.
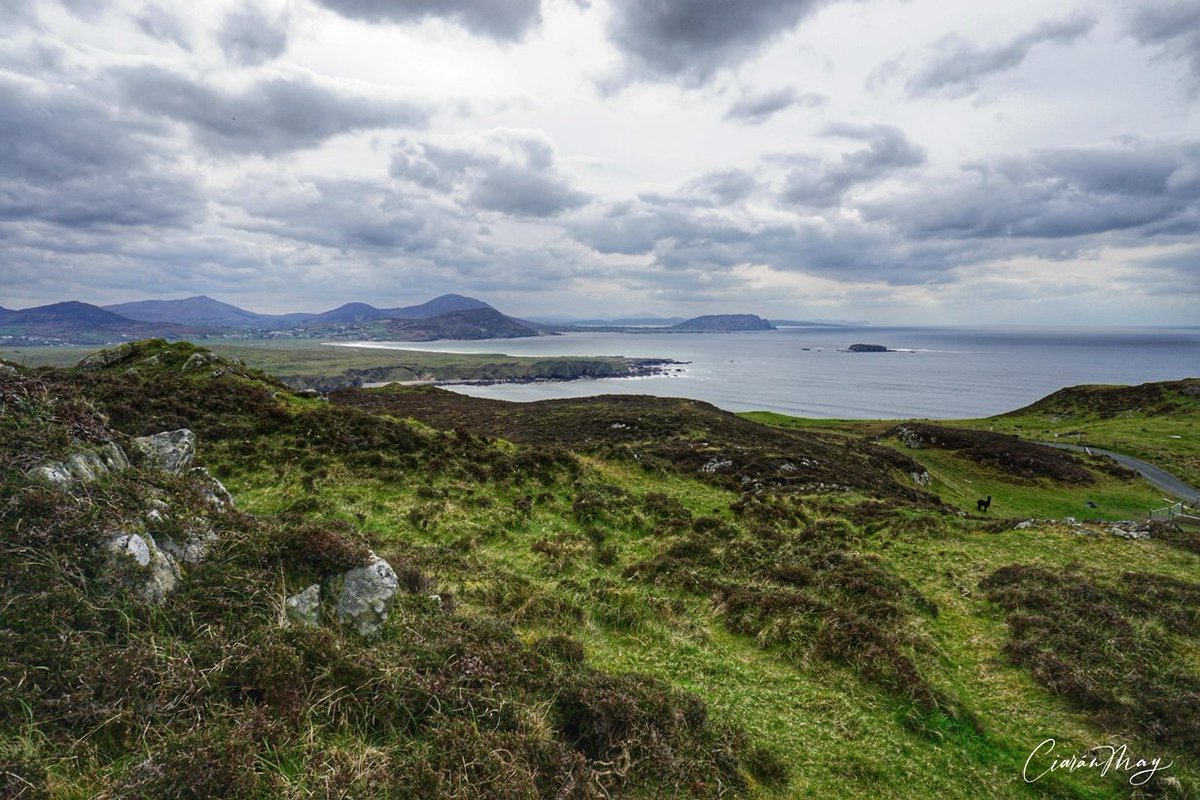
[847,343,890,352]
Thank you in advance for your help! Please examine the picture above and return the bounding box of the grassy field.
[4,342,1197,798]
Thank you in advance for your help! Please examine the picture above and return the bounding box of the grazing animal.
[977,496,992,512]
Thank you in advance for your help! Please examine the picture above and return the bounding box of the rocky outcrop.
[329,553,400,637]
[106,531,180,605]
[281,553,403,636]
[286,584,322,627]
[131,429,196,474]
[29,442,129,486]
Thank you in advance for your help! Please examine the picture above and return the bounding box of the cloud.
[605,0,829,87]
[897,11,1097,99]
[684,169,760,205]
[723,87,827,124]
[217,4,288,66]
[111,66,429,155]
[311,0,543,41]
[779,123,926,207]
[391,129,591,217]
[860,138,1200,240]
[134,3,192,49]
[1127,2,1200,95]
[0,75,201,230]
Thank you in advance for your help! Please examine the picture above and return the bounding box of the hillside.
[672,314,775,332]
[2,342,1197,798]
[0,301,194,344]
[103,295,315,329]
[384,307,546,341]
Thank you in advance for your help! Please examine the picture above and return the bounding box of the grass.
[4,342,1198,798]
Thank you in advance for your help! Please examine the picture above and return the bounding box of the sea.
[338,326,1200,420]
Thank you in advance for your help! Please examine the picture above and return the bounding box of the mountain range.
[1,294,836,345]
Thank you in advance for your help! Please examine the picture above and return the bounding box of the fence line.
[1150,501,1184,521]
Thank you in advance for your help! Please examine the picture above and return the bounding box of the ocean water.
[338,326,1200,419]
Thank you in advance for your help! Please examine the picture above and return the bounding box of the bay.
[336,326,1200,419]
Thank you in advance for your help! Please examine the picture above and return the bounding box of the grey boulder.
[131,429,196,474]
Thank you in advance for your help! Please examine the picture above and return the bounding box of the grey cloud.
[903,12,1097,98]
[217,4,288,66]
[134,3,191,49]
[0,76,201,229]
[1128,2,1200,94]
[780,124,925,207]
[391,130,590,217]
[684,169,759,205]
[861,139,1200,240]
[724,87,827,124]
[312,0,542,41]
[112,66,428,155]
[606,0,828,87]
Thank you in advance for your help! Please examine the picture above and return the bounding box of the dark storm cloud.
[723,87,827,124]
[390,130,591,217]
[112,66,429,155]
[605,0,829,87]
[0,75,202,229]
[217,4,288,66]
[1127,2,1200,94]
[900,12,1097,98]
[861,139,1200,240]
[134,3,192,49]
[311,0,542,41]
[779,124,926,207]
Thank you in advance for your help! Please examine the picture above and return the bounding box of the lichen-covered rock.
[28,442,129,486]
[76,342,138,370]
[181,351,221,373]
[131,429,196,474]
[286,584,322,627]
[106,531,180,604]
[330,552,399,637]
[189,467,234,511]
[156,520,219,565]
[910,470,931,486]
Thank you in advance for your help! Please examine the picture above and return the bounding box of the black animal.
[977,496,992,512]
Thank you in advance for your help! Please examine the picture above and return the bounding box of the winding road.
[1037,441,1199,503]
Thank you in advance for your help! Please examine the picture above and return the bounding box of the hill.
[2,344,1197,798]
[384,307,544,341]
[0,301,193,344]
[672,314,775,332]
[102,295,312,329]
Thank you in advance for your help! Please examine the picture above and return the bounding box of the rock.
[28,442,129,486]
[106,531,179,605]
[131,429,196,474]
[181,351,221,373]
[331,552,399,637]
[189,467,234,511]
[156,520,219,565]
[0,363,17,375]
[77,342,138,370]
[1015,520,1037,530]
[701,457,733,474]
[286,584,322,627]
[910,470,931,486]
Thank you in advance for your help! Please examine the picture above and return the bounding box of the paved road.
[1037,441,1200,503]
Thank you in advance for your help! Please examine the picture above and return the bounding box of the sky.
[1,0,1198,324]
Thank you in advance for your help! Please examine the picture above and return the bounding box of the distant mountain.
[672,314,775,332]
[0,301,192,344]
[302,295,494,327]
[104,295,315,329]
[385,308,542,341]
[391,294,491,319]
